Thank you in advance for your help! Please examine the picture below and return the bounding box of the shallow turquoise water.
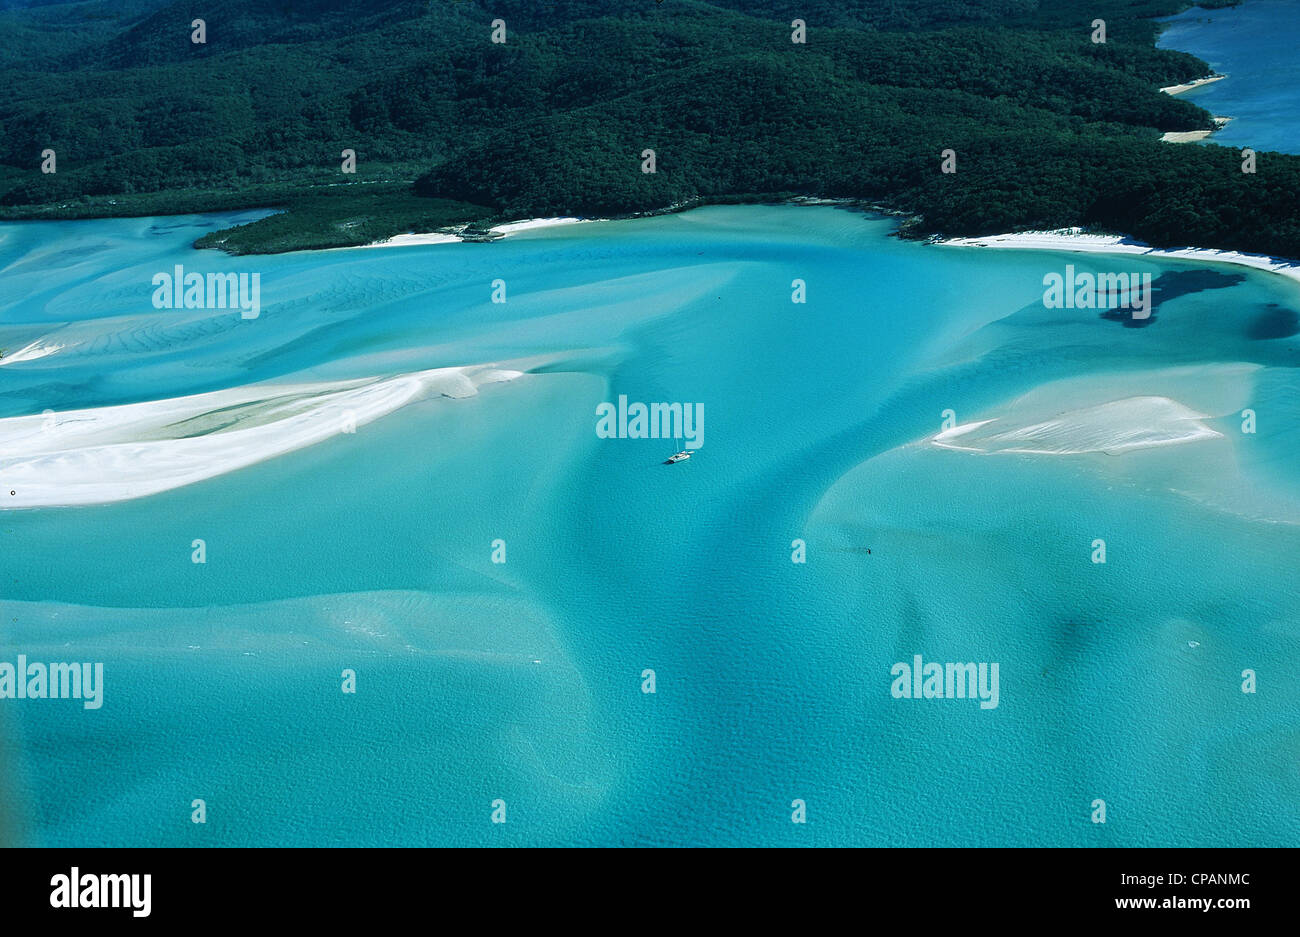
[1,205,1298,846]
[1158,0,1300,154]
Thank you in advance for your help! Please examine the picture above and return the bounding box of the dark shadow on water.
[1098,269,1247,328]
[1246,304,1300,340]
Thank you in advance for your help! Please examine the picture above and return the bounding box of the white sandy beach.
[938,229,1300,288]
[0,364,523,508]
[343,231,464,250]
[342,216,600,250]
[1161,128,1215,143]
[1160,74,1227,95]
[1157,76,1231,142]
[488,217,596,236]
[1161,115,1233,143]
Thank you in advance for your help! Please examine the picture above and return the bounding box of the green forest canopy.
[3,0,1295,257]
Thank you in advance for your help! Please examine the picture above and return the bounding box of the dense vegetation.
[190,185,487,253]
[2,0,1294,257]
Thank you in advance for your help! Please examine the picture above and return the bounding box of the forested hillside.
[3,0,1292,257]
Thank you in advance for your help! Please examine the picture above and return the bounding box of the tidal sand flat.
[1,205,1298,846]
[931,396,1223,455]
[0,365,524,508]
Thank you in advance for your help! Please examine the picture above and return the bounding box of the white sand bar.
[932,396,1223,455]
[0,365,523,508]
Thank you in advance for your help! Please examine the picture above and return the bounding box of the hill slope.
[3,0,1292,257]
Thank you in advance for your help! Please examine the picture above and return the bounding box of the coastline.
[332,231,463,250]
[937,229,1300,288]
[334,215,602,251]
[332,198,882,252]
[1161,115,1233,143]
[1158,74,1231,142]
[1160,74,1227,95]
[489,216,596,236]
[336,210,1300,297]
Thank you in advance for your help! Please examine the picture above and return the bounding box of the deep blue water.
[1158,0,1300,154]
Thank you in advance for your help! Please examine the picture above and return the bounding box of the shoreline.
[335,215,604,251]
[936,229,1300,288]
[1158,74,1231,142]
[1159,73,1227,96]
[1161,115,1233,143]
[333,231,463,250]
[488,216,596,236]
[332,198,882,252]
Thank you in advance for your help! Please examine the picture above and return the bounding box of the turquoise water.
[1158,0,1300,154]
[1,205,1298,846]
